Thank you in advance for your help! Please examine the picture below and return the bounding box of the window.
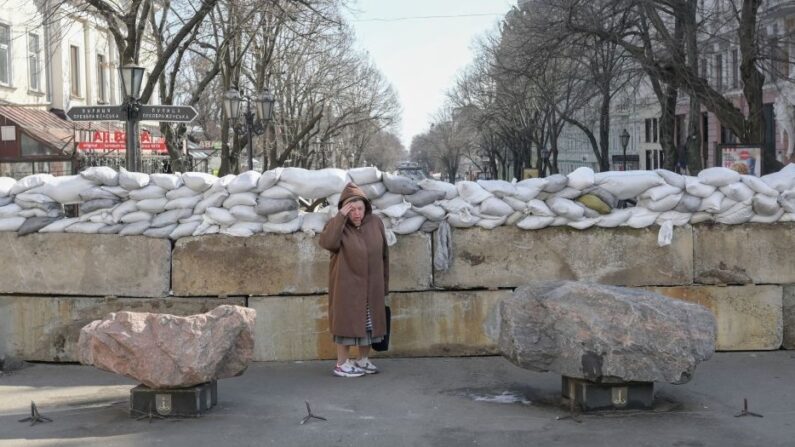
[645,118,658,143]
[652,118,658,143]
[645,150,664,170]
[28,33,40,91]
[96,54,107,102]
[715,53,723,91]
[70,45,80,96]
[730,48,739,89]
[0,24,10,85]
[721,125,737,144]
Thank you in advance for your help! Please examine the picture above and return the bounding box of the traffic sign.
[140,105,197,123]
[66,106,126,121]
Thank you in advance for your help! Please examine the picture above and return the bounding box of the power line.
[353,13,505,23]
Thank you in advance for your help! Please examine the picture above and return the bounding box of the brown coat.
[318,183,389,338]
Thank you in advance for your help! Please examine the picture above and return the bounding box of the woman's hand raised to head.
[340,202,354,217]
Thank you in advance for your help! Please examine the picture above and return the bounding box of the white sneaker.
[354,359,378,374]
[333,360,365,378]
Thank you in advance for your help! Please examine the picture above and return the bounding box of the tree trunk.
[659,84,678,170]
[599,89,611,172]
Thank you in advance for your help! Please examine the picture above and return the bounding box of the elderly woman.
[319,183,389,378]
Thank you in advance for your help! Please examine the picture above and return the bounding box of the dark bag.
[371,306,391,352]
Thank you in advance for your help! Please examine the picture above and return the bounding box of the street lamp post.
[620,128,630,171]
[119,65,146,172]
[224,88,275,171]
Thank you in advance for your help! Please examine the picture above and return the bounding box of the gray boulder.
[497,281,715,384]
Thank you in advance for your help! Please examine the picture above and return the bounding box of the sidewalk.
[1,352,794,446]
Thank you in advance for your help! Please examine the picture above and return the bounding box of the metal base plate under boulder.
[130,381,217,418]
[562,376,654,411]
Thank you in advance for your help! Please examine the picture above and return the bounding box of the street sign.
[66,106,126,121]
[140,105,197,123]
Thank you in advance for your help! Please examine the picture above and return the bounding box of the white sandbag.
[716,200,753,224]
[180,214,203,223]
[477,180,516,198]
[27,175,97,204]
[205,207,237,226]
[0,196,12,207]
[87,211,114,225]
[392,215,426,234]
[15,192,53,204]
[780,213,795,222]
[655,169,686,189]
[137,198,168,213]
[223,192,258,208]
[110,201,138,222]
[417,178,457,200]
[516,215,555,230]
[268,209,299,224]
[165,194,202,211]
[684,176,717,198]
[192,222,220,236]
[101,186,129,199]
[517,177,548,190]
[118,168,150,190]
[674,194,702,213]
[143,224,177,238]
[779,190,795,213]
[349,167,381,185]
[15,198,60,213]
[222,222,263,237]
[169,221,201,239]
[640,184,682,202]
[741,174,779,197]
[166,185,199,200]
[547,197,584,220]
[761,163,795,192]
[262,216,302,234]
[690,212,714,224]
[640,193,683,213]
[719,182,754,202]
[301,212,329,235]
[541,174,568,193]
[372,192,404,209]
[502,196,527,212]
[595,171,664,200]
[204,174,235,196]
[0,216,25,232]
[229,205,265,222]
[526,199,555,217]
[360,182,387,200]
[447,209,478,228]
[10,174,54,195]
[404,189,444,207]
[550,187,582,200]
[152,208,193,227]
[80,187,120,201]
[698,167,741,187]
[65,222,106,234]
[456,181,492,205]
[279,168,348,199]
[718,198,738,214]
[382,173,420,195]
[80,199,119,214]
[750,209,784,223]
[624,207,660,228]
[327,193,341,208]
[505,211,524,226]
[479,197,514,217]
[182,172,217,192]
[0,177,17,196]
[227,170,261,194]
[98,223,123,234]
[384,228,398,246]
[568,218,599,230]
[255,198,297,216]
[119,221,151,236]
[698,191,726,213]
[80,166,119,186]
[195,191,229,215]
[512,185,540,201]
[475,215,506,230]
[402,209,420,218]
[752,194,780,216]
[256,168,283,191]
[39,217,79,233]
[129,184,167,201]
[656,211,692,226]
[380,202,411,219]
[657,220,674,247]
[121,211,153,224]
[17,208,48,218]
[149,173,182,190]
[413,204,446,221]
[567,167,595,190]
[260,185,297,200]
[595,209,632,228]
[420,220,440,233]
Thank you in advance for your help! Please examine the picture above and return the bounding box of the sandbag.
[221,222,263,237]
[301,212,329,235]
[39,217,79,233]
[640,184,682,202]
[779,190,795,213]
[225,170,260,194]
[165,194,202,211]
[256,198,297,216]
[741,174,779,197]
[64,221,105,233]
[753,194,780,216]
[27,175,97,204]
[0,177,16,197]
[256,168,283,191]
[326,193,341,207]
[503,196,527,212]
[383,173,420,195]
[516,215,555,230]
[348,167,381,185]
[684,176,717,198]
[360,182,387,200]
[595,171,664,200]
[110,201,139,223]
[405,189,445,207]
[0,216,25,232]
[10,174,54,195]
[166,185,199,200]
[476,215,506,230]
[413,204,446,221]
[119,221,152,236]
[192,222,220,236]
[149,173,182,190]
[716,200,753,224]
[655,169,686,189]
[18,216,59,235]
[98,224,124,234]
[80,187,119,201]
[656,211,691,227]
[392,215,426,234]
[229,205,265,222]
[205,207,236,226]
[576,194,611,215]
[17,208,49,218]
[121,211,153,224]
[698,167,741,187]
[129,184,167,201]
[512,185,540,201]
[447,208,478,228]
[624,207,659,228]
[477,180,516,197]
[152,209,193,227]
[15,198,61,213]
[196,191,229,215]
[547,197,584,220]
[203,175,235,196]
[690,212,714,224]
[223,192,258,208]
[438,197,473,213]
[262,216,303,234]
[479,197,513,217]
[418,179,457,199]
[137,198,168,213]
[568,218,599,230]
[541,174,568,193]
[268,209,299,224]
[372,192,405,209]
[379,202,411,219]
[761,163,795,192]
[81,199,119,213]
[456,181,492,204]
[182,172,217,192]
[169,221,201,239]
[144,224,177,238]
[719,182,754,202]
[118,169,150,190]
[750,209,784,223]
[595,209,632,228]
[279,168,348,199]
[567,167,596,190]
[640,193,683,212]
[674,194,702,213]
[259,185,297,200]
[80,166,119,186]
[698,191,726,213]
[420,220,440,233]
[526,199,555,217]
[549,187,582,200]
[15,192,53,204]
[101,186,129,199]
[0,196,12,207]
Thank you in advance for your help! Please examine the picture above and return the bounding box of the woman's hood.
[338,182,372,215]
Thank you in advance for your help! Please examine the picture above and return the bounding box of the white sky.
[348,0,516,149]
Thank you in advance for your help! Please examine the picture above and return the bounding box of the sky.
[347,0,516,149]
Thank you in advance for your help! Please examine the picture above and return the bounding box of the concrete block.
[784,286,795,349]
[0,233,170,297]
[172,233,431,296]
[434,226,693,289]
[648,285,782,351]
[694,223,795,285]
[250,290,509,361]
[0,296,245,362]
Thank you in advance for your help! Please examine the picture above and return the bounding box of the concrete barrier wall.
[2,223,794,363]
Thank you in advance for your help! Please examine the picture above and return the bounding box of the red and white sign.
[78,131,167,153]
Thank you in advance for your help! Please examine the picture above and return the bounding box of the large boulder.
[497,281,715,384]
[78,305,256,388]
